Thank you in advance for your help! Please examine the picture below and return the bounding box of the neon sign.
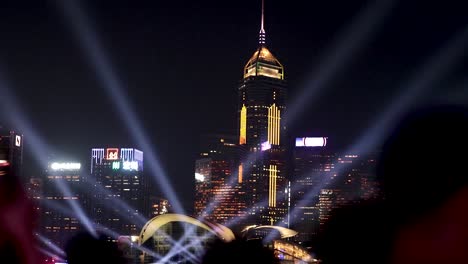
[112,161,120,170]
[295,137,327,147]
[122,161,139,171]
[106,148,119,160]
[50,162,81,171]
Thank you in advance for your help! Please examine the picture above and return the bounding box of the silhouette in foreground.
[379,105,468,264]
[0,162,37,264]
[201,239,279,264]
[65,232,127,264]
[315,105,468,264]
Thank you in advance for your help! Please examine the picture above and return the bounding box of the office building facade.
[91,148,144,238]
[42,162,83,248]
[194,135,246,224]
[291,137,334,243]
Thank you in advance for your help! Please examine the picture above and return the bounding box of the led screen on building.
[295,137,327,147]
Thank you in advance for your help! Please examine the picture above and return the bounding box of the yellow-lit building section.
[243,47,284,80]
[268,104,281,145]
[239,105,247,145]
[273,240,318,263]
[238,164,243,183]
[269,164,277,207]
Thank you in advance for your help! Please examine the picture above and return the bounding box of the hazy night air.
[1,0,468,263]
[0,0,466,213]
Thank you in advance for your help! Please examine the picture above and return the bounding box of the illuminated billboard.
[15,135,21,147]
[112,161,120,170]
[50,162,81,171]
[123,161,139,171]
[93,148,143,172]
[295,137,327,147]
[106,148,119,160]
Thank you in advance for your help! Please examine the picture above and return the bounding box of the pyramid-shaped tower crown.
[243,0,284,80]
[244,46,284,80]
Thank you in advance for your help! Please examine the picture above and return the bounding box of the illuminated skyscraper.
[237,0,288,226]
[42,162,84,248]
[194,135,246,224]
[90,148,144,239]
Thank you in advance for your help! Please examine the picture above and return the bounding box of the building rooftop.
[244,46,284,80]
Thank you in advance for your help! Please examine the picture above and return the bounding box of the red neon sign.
[106,148,119,160]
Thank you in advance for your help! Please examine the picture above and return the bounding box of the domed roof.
[241,224,298,239]
[138,213,235,245]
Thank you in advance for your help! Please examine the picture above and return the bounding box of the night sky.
[0,0,467,212]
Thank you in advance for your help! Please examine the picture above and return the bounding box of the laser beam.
[55,0,185,214]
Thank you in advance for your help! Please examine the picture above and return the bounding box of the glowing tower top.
[259,0,266,45]
[243,0,284,80]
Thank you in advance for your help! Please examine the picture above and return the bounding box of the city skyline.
[1,0,467,212]
[1,1,468,263]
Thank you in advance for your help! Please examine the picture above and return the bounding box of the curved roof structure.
[138,214,235,245]
[241,225,298,239]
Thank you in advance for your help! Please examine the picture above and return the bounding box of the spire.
[259,0,266,45]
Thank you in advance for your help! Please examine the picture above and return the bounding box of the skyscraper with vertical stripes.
[237,0,288,226]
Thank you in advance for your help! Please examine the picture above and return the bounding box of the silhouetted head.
[201,239,278,264]
[65,232,126,264]
[377,105,468,221]
[314,201,394,264]
[0,163,37,264]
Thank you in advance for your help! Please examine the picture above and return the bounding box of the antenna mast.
[259,0,266,45]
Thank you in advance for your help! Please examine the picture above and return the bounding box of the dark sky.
[0,0,467,212]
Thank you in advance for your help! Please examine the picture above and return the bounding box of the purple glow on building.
[261,141,272,151]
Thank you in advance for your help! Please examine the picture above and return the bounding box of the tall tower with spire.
[237,0,288,227]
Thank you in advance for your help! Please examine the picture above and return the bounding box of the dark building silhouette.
[291,137,334,244]
[290,137,379,244]
[25,177,43,225]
